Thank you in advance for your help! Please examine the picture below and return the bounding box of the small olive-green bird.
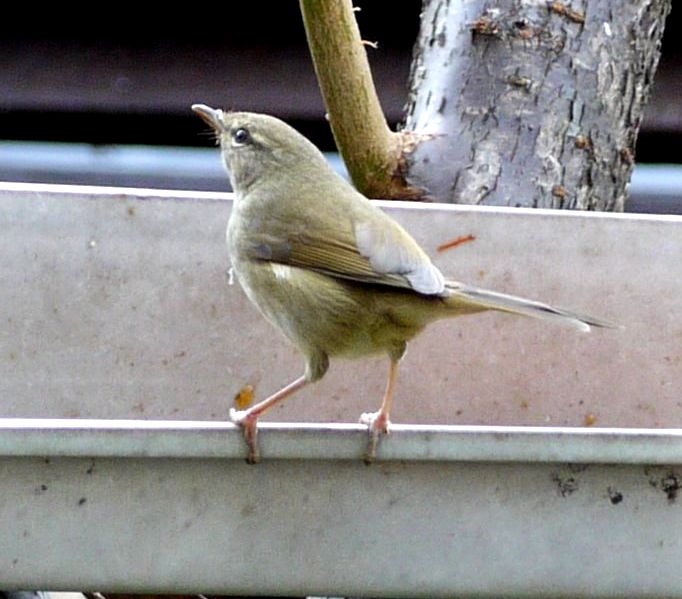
[192,104,611,464]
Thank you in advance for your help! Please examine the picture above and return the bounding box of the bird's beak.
[192,103,224,131]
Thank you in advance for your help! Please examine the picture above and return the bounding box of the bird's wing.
[352,217,445,294]
[243,212,445,295]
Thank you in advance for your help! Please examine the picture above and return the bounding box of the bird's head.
[192,104,331,194]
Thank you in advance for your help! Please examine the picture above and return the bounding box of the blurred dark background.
[0,3,418,150]
[0,3,680,210]
[2,3,679,154]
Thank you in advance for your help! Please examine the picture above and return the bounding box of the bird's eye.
[233,128,251,145]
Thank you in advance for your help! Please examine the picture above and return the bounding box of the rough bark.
[403,0,671,209]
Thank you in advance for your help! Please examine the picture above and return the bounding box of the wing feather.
[240,204,445,295]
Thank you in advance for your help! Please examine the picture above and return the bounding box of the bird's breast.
[228,259,435,361]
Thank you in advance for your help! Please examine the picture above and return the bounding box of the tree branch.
[299,0,423,200]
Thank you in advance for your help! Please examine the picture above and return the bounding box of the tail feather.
[444,282,616,332]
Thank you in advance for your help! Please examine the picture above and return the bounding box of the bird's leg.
[359,358,399,464]
[230,375,308,464]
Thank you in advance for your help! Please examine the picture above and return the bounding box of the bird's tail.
[443,281,616,332]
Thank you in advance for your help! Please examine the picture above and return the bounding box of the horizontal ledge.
[2,181,682,222]
[0,419,681,464]
[2,146,682,213]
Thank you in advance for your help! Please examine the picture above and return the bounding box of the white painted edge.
[2,181,681,223]
[1,419,681,464]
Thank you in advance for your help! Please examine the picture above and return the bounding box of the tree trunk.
[403,0,671,210]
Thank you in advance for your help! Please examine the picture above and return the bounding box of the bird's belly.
[232,260,423,359]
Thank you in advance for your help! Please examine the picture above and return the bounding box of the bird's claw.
[359,411,391,464]
[229,408,261,464]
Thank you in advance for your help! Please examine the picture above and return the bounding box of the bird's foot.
[359,411,391,465]
[229,408,261,464]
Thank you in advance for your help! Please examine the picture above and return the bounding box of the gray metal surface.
[1,418,682,465]
[0,141,344,194]
[1,182,681,428]
[0,141,680,212]
[2,183,682,596]
[0,424,681,597]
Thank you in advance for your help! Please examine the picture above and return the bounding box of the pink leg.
[230,375,308,463]
[359,359,399,464]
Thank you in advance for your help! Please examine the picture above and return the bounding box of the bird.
[192,103,613,464]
